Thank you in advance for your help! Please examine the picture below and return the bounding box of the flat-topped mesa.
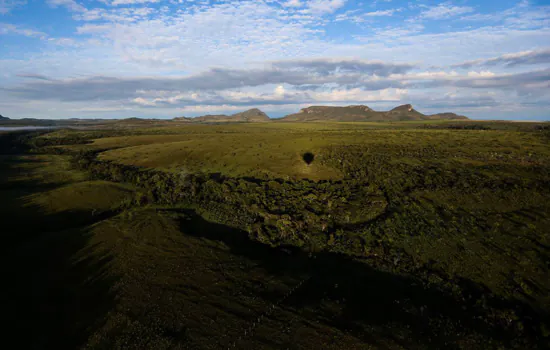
[281,104,469,122]
[299,105,372,114]
[283,105,379,122]
[299,106,332,114]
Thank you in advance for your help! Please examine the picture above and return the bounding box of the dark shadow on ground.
[0,137,119,349]
[302,152,315,165]
[172,209,550,349]
[1,226,118,349]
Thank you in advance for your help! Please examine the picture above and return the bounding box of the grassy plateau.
[1,120,549,349]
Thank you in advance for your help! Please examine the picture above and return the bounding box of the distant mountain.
[191,108,270,123]
[280,104,469,122]
[0,106,468,127]
[112,117,169,126]
[231,108,270,122]
[117,117,148,123]
[0,117,59,126]
[281,105,378,122]
[425,112,469,120]
[384,104,426,121]
[173,116,193,122]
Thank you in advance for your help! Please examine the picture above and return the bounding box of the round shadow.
[302,152,315,165]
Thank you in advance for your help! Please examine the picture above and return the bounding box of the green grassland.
[2,121,550,349]
[53,121,550,181]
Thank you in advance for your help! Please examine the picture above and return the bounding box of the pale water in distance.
[0,126,58,131]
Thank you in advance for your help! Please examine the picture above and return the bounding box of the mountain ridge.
[184,108,271,123]
[280,104,469,122]
[1,105,470,125]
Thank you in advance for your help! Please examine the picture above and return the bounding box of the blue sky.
[1,0,549,119]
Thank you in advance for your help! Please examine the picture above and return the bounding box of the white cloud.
[67,0,333,71]
[0,23,47,38]
[420,3,474,20]
[467,71,496,77]
[503,6,550,29]
[132,97,156,106]
[46,0,85,12]
[395,71,460,79]
[304,0,346,15]
[454,48,550,68]
[110,0,160,6]
[336,8,400,23]
[6,62,548,107]
[368,23,425,38]
[47,37,79,46]
[275,85,285,96]
[128,86,410,108]
[12,0,545,77]
[0,0,26,15]
[459,1,550,28]
[460,13,500,22]
[308,87,407,102]
[178,104,264,115]
[74,7,155,22]
[282,0,303,7]
[365,9,399,17]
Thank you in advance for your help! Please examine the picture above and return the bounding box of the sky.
[0,0,549,120]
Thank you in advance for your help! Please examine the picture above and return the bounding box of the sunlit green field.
[58,121,550,181]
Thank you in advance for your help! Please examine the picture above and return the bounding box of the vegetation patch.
[27,180,135,214]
